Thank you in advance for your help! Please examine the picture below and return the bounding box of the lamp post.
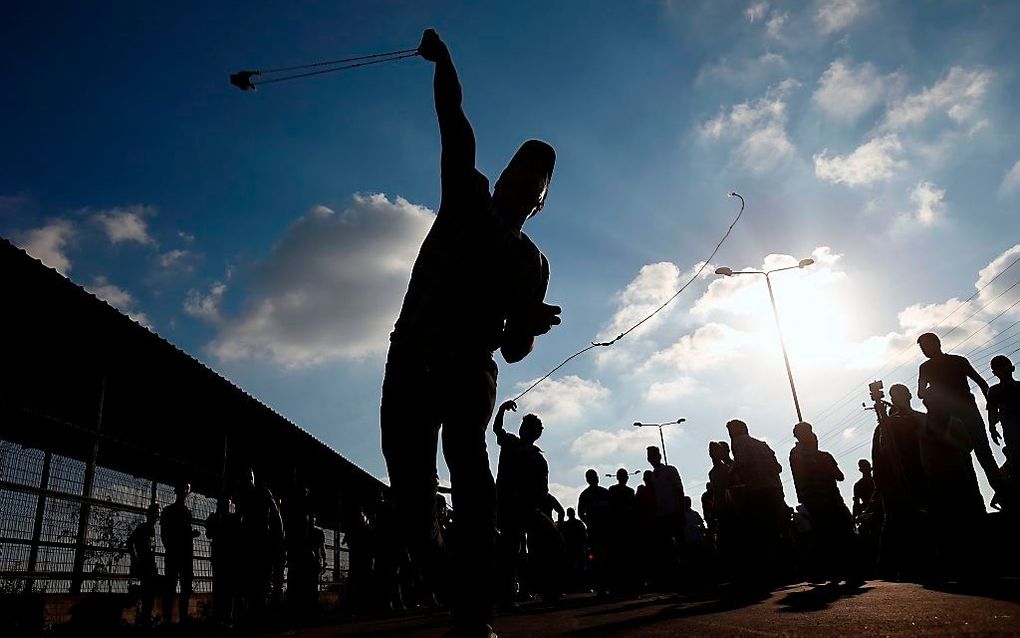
[714,258,814,423]
[632,418,686,465]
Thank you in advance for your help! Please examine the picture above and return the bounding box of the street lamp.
[632,418,686,465]
[714,258,815,422]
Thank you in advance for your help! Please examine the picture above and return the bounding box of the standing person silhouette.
[789,423,858,586]
[127,504,160,626]
[852,460,876,523]
[726,420,787,590]
[707,441,734,580]
[161,483,199,624]
[988,355,1020,454]
[237,468,283,621]
[607,468,636,593]
[578,470,611,594]
[873,384,928,580]
[380,29,560,637]
[647,446,685,585]
[852,459,881,569]
[560,508,587,592]
[916,333,1001,495]
[491,400,561,605]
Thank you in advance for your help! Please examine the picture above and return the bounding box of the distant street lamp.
[714,258,814,422]
[632,418,686,465]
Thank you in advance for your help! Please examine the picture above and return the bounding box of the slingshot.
[230,47,420,91]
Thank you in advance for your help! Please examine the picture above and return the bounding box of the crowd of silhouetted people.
[127,468,327,627]
[124,338,1019,630]
[343,340,1019,620]
[116,27,1020,636]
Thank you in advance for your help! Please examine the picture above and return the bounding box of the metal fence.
[0,438,348,596]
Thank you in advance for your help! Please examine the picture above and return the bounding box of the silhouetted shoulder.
[439,167,490,219]
[497,429,521,448]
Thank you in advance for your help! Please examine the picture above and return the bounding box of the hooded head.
[793,421,818,451]
[493,140,556,227]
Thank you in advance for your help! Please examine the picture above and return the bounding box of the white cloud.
[17,219,76,274]
[1000,160,1020,195]
[892,181,945,233]
[812,60,889,121]
[549,483,587,512]
[975,244,1020,308]
[699,80,799,173]
[813,134,906,186]
[766,11,788,39]
[208,194,434,366]
[695,247,844,316]
[746,1,769,22]
[910,181,944,226]
[815,0,867,34]
[158,248,197,272]
[645,377,701,402]
[845,245,1020,369]
[594,260,712,370]
[846,296,991,370]
[513,375,610,424]
[185,282,227,323]
[882,67,993,131]
[86,276,152,329]
[968,119,990,137]
[599,262,685,342]
[571,427,663,461]
[93,205,157,245]
[697,52,786,87]
[642,323,750,373]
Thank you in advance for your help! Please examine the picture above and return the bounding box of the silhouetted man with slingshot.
[380,29,561,637]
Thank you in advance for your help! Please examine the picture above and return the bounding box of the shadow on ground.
[565,589,771,636]
[776,583,872,612]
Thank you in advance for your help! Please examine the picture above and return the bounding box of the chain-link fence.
[0,438,349,598]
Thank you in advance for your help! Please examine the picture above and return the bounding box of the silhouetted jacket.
[789,446,845,516]
[730,435,784,496]
[495,430,548,512]
[578,485,611,537]
[393,160,549,362]
[651,464,684,517]
[161,501,195,557]
[873,407,926,510]
[127,520,157,577]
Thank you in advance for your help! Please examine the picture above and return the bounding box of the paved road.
[276,581,1020,636]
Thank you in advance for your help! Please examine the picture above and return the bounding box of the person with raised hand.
[380,29,561,637]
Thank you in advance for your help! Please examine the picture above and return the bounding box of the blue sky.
[5,0,1020,509]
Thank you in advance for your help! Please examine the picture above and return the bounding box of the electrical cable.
[511,192,746,402]
[790,274,1020,449]
[798,254,1020,430]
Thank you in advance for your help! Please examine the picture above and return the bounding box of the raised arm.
[493,399,517,436]
[418,29,475,177]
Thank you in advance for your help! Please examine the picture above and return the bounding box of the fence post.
[24,449,52,593]
[70,376,105,594]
